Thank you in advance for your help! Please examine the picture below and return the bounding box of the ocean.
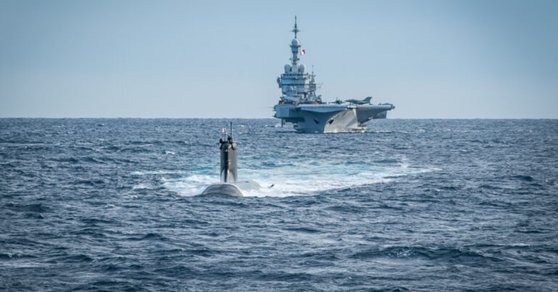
[1,118,557,291]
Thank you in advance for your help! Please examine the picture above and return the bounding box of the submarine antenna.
[229,122,233,138]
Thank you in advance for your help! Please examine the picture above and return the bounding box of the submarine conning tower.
[200,123,243,197]
[219,133,237,184]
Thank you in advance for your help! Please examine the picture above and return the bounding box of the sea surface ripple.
[1,118,557,291]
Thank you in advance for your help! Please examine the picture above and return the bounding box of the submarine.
[200,124,244,197]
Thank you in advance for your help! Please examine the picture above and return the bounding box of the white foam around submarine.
[160,158,437,197]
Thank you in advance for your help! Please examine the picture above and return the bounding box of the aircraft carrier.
[273,18,395,133]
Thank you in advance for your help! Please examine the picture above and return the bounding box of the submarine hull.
[201,183,243,197]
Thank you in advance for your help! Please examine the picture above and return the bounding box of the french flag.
[300,48,306,55]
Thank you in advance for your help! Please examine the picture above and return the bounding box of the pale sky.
[1,0,557,118]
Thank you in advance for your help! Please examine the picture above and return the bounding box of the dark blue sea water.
[1,118,557,291]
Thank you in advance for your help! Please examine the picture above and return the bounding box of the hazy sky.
[1,0,557,118]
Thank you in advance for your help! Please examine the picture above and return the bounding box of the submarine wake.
[164,156,435,197]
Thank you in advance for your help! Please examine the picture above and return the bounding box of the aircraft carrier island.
[274,18,395,133]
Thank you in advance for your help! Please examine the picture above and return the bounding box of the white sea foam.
[131,170,184,176]
[162,174,218,196]
[132,183,151,190]
[161,158,436,197]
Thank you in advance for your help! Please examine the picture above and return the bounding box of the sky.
[1,0,557,118]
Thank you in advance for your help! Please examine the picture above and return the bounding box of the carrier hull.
[274,103,395,133]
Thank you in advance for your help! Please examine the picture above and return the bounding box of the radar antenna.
[292,16,300,38]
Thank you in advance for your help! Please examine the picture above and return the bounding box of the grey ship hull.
[275,103,395,133]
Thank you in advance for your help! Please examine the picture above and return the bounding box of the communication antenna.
[292,16,299,38]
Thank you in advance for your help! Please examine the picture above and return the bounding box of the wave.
[4,203,50,213]
[350,245,503,265]
[127,233,170,242]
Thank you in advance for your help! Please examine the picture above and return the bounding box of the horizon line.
[1,117,557,120]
